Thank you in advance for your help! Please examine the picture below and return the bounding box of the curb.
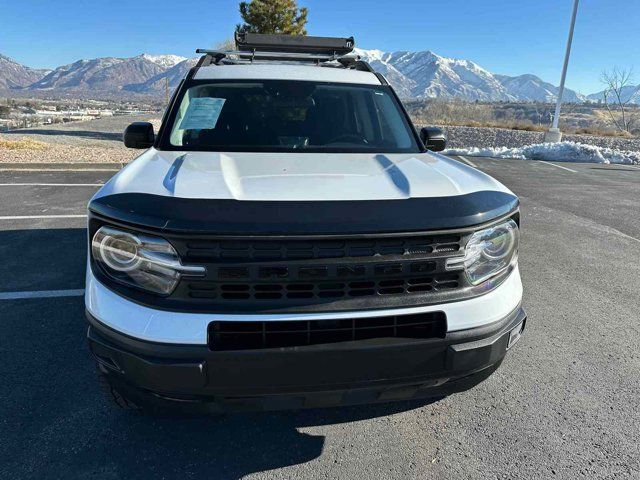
[0,162,127,170]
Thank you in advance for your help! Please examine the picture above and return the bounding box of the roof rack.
[235,32,354,55]
[194,33,375,73]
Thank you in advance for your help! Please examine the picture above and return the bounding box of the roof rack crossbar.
[194,35,376,74]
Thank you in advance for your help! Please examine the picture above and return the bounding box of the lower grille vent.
[207,311,447,351]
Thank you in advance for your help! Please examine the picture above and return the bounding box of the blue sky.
[0,0,638,94]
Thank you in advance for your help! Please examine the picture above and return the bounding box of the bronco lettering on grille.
[216,261,441,281]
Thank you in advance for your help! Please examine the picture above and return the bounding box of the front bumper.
[85,265,524,344]
[86,306,526,412]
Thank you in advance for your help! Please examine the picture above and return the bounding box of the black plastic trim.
[374,72,388,85]
[90,207,519,241]
[85,306,525,410]
[89,191,518,235]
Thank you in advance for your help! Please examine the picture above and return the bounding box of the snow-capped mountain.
[29,55,167,92]
[587,85,640,105]
[0,54,49,89]
[139,54,187,68]
[355,49,416,98]
[355,48,585,102]
[495,74,585,103]
[125,58,198,93]
[1,48,590,101]
[356,49,513,101]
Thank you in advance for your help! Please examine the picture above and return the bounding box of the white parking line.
[0,183,103,187]
[458,155,478,168]
[539,160,578,173]
[0,214,87,220]
[0,168,119,172]
[0,289,85,301]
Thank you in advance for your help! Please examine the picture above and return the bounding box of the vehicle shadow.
[1,295,437,480]
[0,227,439,479]
[108,398,436,479]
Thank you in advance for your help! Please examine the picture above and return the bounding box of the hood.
[95,149,513,202]
[90,149,519,234]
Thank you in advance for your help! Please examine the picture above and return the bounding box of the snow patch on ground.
[444,141,640,165]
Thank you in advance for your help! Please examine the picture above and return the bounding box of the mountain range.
[1,50,637,103]
[0,54,51,90]
[586,85,640,104]
[26,54,186,92]
[355,49,586,102]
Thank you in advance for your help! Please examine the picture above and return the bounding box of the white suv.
[85,34,525,412]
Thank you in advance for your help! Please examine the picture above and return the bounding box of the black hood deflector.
[89,191,519,235]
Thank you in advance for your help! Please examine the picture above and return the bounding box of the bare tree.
[600,67,639,134]
[215,38,236,51]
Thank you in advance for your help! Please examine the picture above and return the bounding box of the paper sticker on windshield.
[178,97,226,130]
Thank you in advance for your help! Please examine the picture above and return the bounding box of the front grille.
[208,311,447,351]
[184,235,462,263]
[188,273,461,301]
[164,232,471,312]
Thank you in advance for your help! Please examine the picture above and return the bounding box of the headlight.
[451,219,519,285]
[91,226,205,295]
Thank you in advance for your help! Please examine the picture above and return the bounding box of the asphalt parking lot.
[0,157,638,479]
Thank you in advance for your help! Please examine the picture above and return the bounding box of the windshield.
[163,80,421,153]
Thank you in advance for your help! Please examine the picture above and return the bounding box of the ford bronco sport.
[86,34,526,412]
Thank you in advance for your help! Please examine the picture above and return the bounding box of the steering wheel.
[325,134,369,145]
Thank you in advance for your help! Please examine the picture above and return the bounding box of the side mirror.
[123,122,155,149]
[420,127,447,152]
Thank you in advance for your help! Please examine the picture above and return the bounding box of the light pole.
[544,0,580,143]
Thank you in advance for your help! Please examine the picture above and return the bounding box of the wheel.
[95,364,140,410]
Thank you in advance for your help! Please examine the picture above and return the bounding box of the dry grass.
[434,120,548,132]
[436,121,632,137]
[406,99,638,138]
[0,137,50,150]
[571,127,634,138]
